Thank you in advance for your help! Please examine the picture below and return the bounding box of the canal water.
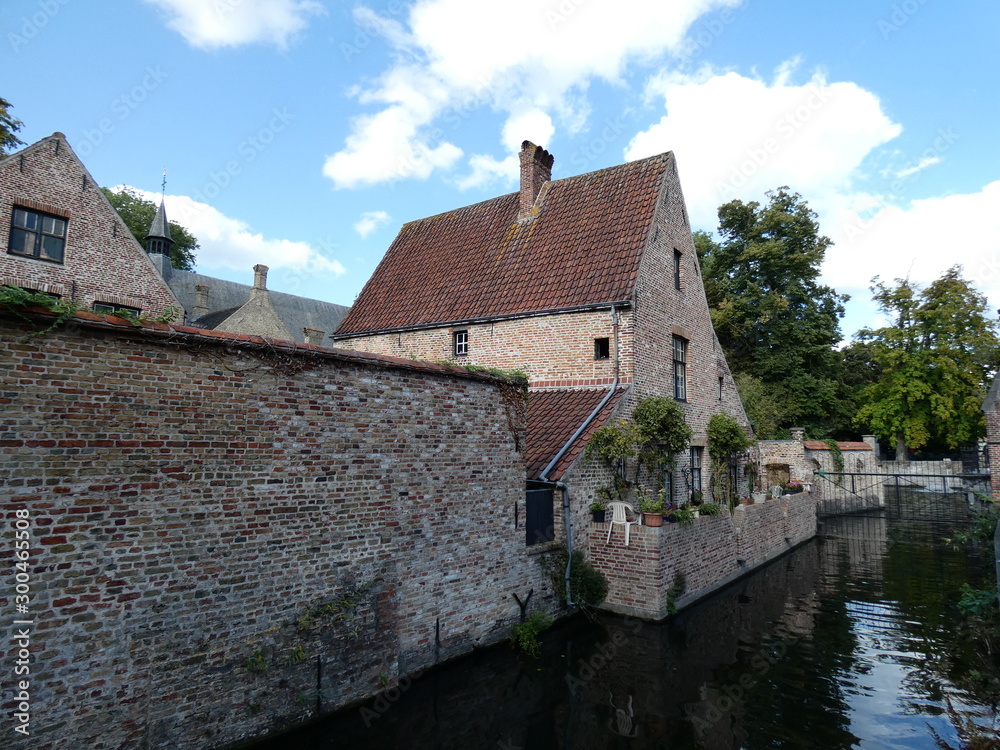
[253,507,999,749]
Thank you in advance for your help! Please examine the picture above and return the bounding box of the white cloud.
[354,210,391,239]
[456,110,555,190]
[625,65,902,228]
[893,155,941,179]
[324,0,742,188]
[824,182,1000,306]
[143,0,323,49]
[119,186,346,278]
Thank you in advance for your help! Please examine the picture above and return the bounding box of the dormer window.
[9,207,66,263]
[453,330,468,357]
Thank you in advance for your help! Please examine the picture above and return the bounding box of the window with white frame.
[453,330,468,357]
[673,335,688,401]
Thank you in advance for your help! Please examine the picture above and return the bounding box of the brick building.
[333,141,751,559]
[0,133,180,318]
[2,133,349,344]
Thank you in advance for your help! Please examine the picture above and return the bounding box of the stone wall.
[588,494,817,620]
[0,134,179,318]
[0,310,554,749]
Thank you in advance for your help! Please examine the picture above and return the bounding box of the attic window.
[9,207,67,263]
[93,302,141,317]
[673,250,682,290]
[594,337,610,360]
[453,330,468,357]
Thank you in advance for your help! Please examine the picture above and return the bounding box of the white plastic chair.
[606,501,639,546]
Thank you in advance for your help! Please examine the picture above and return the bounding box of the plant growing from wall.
[823,438,845,473]
[296,581,374,637]
[541,548,609,609]
[242,648,270,674]
[666,571,687,615]
[0,285,81,337]
[510,612,552,658]
[707,413,755,510]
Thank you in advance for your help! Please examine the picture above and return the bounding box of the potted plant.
[698,502,721,516]
[589,501,607,522]
[783,480,804,495]
[638,497,665,527]
[672,505,695,525]
[690,489,703,506]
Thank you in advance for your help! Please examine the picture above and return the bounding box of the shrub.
[510,612,552,658]
[542,548,609,608]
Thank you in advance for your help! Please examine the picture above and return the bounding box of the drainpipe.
[539,305,622,607]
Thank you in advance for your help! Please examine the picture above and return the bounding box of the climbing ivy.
[0,285,80,337]
[823,438,844,473]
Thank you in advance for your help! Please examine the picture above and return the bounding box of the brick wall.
[588,494,817,620]
[987,404,1000,500]
[334,307,635,389]
[0,135,179,318]
[0,310,554,749]
[630,157,750,490]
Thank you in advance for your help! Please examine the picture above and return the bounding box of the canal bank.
[246,510,999,749]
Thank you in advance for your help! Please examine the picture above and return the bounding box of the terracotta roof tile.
[803,440,873,451]
[335,153,672,335]
[526,387,627,481]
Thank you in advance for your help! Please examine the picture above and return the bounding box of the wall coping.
[0,305,528,387]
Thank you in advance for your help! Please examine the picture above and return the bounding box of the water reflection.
[250,513,996,749]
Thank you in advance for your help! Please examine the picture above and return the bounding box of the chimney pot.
[518,141,554,220]
[789,427,806,442]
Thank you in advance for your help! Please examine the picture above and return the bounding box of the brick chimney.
[789,427,805,442]
[518,140,554,220]
[303,327,325,346]
[193,284,210,319]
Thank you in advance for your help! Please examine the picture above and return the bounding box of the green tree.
[102,187,198,270]
[1,97,25,155]
[855,267,1000,459]
[696,188,849,437]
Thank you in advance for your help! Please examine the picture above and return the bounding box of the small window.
[664,466,674,505]
[673,336,688,401]
[453,330,468,357]
[9,207,67,263]
[718,376,724,400]
[690,447,703,495]
[93,302,141,317]
[594,337,610,360]
[673,249,682,290]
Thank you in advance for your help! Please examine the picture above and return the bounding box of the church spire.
[145,168,173,257]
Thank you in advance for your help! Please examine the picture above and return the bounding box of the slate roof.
[334,152,673,336]
[167,270,350,345]
[526,388,627,481]
[804,441,873,452]
[146,200,172,241]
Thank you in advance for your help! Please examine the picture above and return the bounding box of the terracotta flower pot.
[643,512,663,527]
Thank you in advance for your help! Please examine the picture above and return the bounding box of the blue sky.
[4,0,998,338]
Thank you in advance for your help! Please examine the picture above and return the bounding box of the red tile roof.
[334,153,673,335]
[803,441,873,451]
[526,387,627,481]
